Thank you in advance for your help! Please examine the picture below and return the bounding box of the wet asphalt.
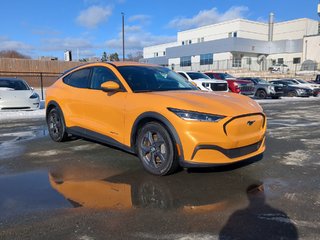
[0,98,319,240]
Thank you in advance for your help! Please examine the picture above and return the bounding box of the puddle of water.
[0,128,48,144]
[0,128,48,160]
[0,171,72,221]
[48,169,263,211]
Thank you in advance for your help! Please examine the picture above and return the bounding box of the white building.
[142,15,319,72]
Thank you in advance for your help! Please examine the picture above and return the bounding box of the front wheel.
[47,108,69,142]
[136,122,179,176]
[255,89,267,99]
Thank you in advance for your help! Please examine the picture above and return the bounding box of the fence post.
[40,72,44,100]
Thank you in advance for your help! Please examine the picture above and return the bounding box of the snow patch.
[69,144,99,151]
[134,233,217,240]
[281,150,310,166]
[28,150,66,157]
[0,109,45,122]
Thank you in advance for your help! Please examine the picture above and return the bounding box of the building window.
[189,40,192,44]
[197,38,200,43]
[233,32,238,38]
[232,58,242,68]
[154,52,158,57]
[278,58,284,64]
[201,37,204,42]
[182,41,185,45]
[180,56,191,67]
[200,53,213,65]
[228,32,232,38]
[293,57,301,64]
[163,51,166,56]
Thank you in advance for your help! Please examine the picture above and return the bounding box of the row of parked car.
[177,71,320,99]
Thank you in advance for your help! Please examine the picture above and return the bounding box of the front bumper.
[0,98,40,110]
[175,112,267,166]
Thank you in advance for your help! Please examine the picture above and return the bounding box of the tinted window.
[91,67,120,90]
[0,79,29,90]
[187,72,210,80]
[64,68,91,88]
[204,73,214,79]
[178,72,188,79]
[118,66,196,92]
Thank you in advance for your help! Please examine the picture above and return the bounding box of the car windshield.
[0,79,30,90]
[118,66,197,92]
[224,73,235,78]
[187,72,210,80]
[255,78,269,84]
[285,80,297,85]
[297,79,308,84]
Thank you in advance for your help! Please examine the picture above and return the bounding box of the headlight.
[297,89,306,93]
[29,93,39,99]
[268,85,275,91]
[202,83,210,88]
[168,108,225,122]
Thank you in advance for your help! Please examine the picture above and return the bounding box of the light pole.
[121,12,125,61]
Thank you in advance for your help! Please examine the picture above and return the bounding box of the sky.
[0,0,319,60]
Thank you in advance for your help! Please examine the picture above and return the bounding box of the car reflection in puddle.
[48,168,263,212]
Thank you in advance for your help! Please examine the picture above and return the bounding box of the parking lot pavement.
[0,97,319,240]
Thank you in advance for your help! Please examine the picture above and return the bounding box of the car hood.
[289,84,312,90]
[145,90,262,117]
[0,89,33,99]
[192,78,227,84]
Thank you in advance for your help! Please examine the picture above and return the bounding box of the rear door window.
[63,68,91,88]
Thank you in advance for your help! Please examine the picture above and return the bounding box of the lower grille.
[191,140,263,159]
[240,86,254,92]
[210,83,228,91]
[1,107,31,110]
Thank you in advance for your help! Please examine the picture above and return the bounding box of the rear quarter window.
[63,68,91,88]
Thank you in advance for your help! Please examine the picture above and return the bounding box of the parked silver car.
[0,78,40,110]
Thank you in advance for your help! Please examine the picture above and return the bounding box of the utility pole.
[121,12,125,61]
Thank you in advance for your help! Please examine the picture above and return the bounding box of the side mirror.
[101,81,121,92]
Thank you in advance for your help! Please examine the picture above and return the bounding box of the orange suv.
[46,62,266,175]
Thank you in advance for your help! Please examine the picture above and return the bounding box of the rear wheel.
[288,91,298,97]
[136,122,179,176]
[47,108,69,142]
[255,89,267,99]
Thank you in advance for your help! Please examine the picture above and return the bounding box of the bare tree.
[127,51,143,62]
[0,50,31,59]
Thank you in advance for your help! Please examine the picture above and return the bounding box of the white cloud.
[76,5,112,28]
[105,25,175,53]
[0,36,33,51]
[128,14,151,24]
[168,6,249,30]
[40,37,94,51]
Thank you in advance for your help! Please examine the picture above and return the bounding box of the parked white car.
[0,78,40,110]
[282,79,320,96]
[177,71,228,92]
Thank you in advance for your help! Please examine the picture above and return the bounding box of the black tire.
[136,122,179,176]
[47,108,69,142]
[255,89,267,99]
[288,91,298,97]
[271,96,280,99]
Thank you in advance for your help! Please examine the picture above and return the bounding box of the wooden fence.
[0,58,81,73]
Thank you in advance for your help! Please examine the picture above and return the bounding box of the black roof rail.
[59,61,119,78]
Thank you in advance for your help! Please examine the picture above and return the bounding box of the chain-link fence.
[171,58,319,75]
[0,72,61,100]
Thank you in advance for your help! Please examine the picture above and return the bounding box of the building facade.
[142,17,319,72]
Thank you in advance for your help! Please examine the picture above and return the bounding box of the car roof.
[61,61,159,77]
[0,77,25,82]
